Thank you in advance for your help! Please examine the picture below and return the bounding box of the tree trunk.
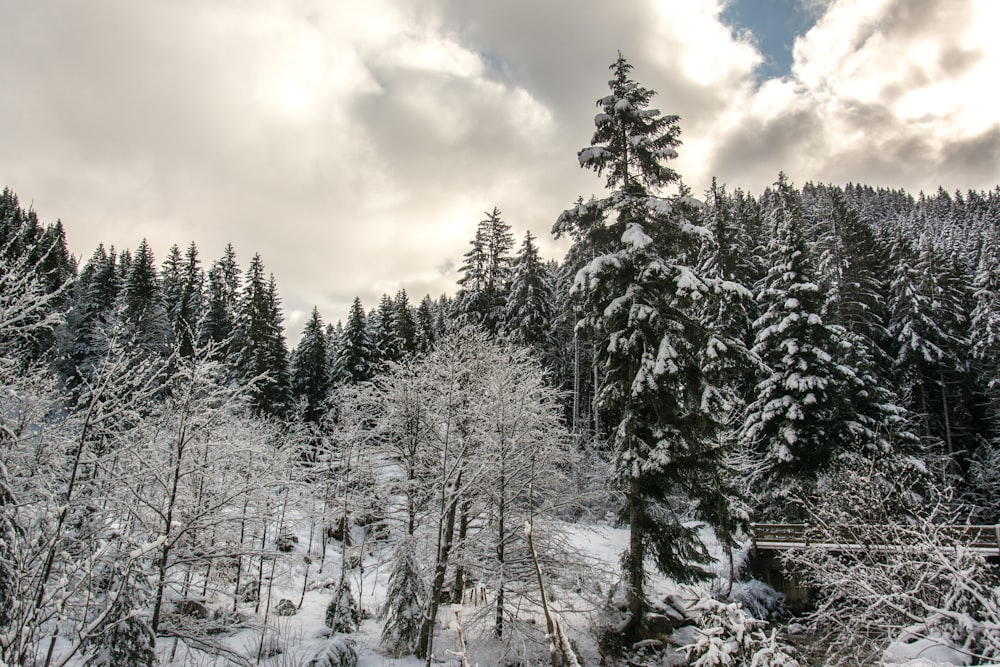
[626,476,645,633]
[416,475,461,662]
[495,472,505,639]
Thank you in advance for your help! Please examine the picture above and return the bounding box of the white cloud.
[1,0,998,342]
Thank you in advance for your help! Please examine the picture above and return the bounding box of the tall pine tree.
[553,54,740,638]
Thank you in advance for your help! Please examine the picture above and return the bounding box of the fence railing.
[750,523,1000,555]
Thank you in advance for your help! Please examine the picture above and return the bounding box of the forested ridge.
[2,55,1000,666]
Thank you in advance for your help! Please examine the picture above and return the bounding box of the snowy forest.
[2,55,1000,667]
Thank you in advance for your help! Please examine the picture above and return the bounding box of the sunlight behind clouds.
[1,0,998,338]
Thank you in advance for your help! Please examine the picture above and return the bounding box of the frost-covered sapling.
[379,537,425,656]
[325,578,361,633]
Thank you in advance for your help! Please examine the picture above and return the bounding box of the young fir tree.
[504,230,553,349]
[454,207,514,335]
[552,54,740,638]
[394,289,418,358]
[371,292,399,368]
[174,242,205,358]
[415,294,437,353]
[379,537,425,657]
[80,564,156,667]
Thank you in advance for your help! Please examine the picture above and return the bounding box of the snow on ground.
[145,515,982,666]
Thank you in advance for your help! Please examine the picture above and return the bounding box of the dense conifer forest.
[2,56,999,666]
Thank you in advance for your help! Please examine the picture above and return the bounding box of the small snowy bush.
[681,596,799,667]
[731,579,787,620]
[306,637,358,667]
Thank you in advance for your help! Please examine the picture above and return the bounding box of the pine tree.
[371,292,399,368]
[291,306,330,425]
[337,297,374,384]
[553,54,740,637]
[742,175,872,519]
[119,239,170,358]
[504,230,553,349]
[415,294,437,353]
[454,207,514,334]
[234,254,290,417]
[80,564,156,667]
[394,289,418,358]
[888,238,975,472]
[379,537,425,657]
[203,243,241,361]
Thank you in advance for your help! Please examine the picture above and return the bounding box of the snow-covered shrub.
[378,537,424,656]
[681,596,799,667]
[306,637,358,667]
[276,529,298,553]
[324,579,360,633]
[274,598,298,616]
[731,579,787,620]
[80,568,157,667]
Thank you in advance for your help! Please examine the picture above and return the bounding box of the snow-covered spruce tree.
[681,596,799,667]
[325,578,361,634]
[201,243,241,362]
[504,230,553,350]
[742,175,877,520]
[119,238,171,361]
[291,306,331,427]
[888,237,976,475]
[553,54,742,639]
[335,297,375,384]
[379,537,424,656]
[370,292,400,369]
[454,207,514,336]
[233,254,291,417]
[394,289,418,359]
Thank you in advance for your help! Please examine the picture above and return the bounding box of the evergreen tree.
[234,254,290,417]
[742,175,874,519]
[80,564,156,667]
[119,239,170,358]
[337,297,374,384]
[291,306,330,424]
[454,207,514,334]
[394,289,418,358]
[203,244,241,360]
[379,537,425,657]
[158,241,204,358]
[970,236,1000,416]
[415,294,437,353]
[552,54,740,637]
[504,230,553,349]
[371,292,399,367]
[888,238,976,472]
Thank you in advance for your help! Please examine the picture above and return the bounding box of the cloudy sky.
[2,0,999,340]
